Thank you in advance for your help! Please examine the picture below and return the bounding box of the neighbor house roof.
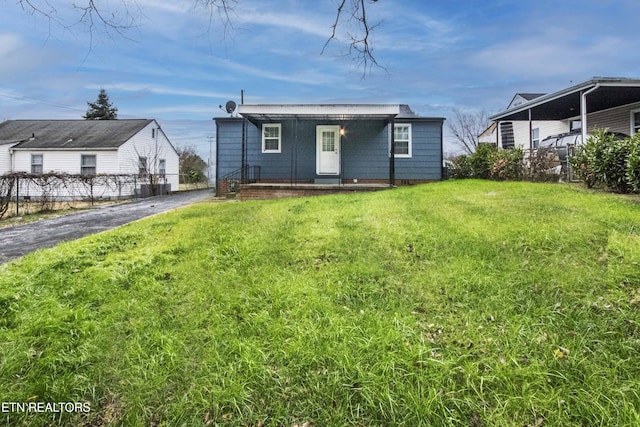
[506,93,546,109]
[0,119,154,150]
[491,77,640,121]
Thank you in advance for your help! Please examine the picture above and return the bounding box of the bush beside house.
[451,144,525,181]
[570,129,640,193]
[451,129,640,194]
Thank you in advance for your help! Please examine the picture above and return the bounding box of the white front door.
[316,125,340,175]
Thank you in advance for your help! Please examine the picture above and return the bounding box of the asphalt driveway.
[0,189,216,264]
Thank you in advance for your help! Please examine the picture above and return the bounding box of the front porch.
[237,181,390,201]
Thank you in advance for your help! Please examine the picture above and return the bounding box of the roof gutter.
[581,83,601,143]
[10,147,119,152]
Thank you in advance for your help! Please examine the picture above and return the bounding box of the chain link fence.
[0,173,205,219]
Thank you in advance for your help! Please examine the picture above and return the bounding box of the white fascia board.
[489,77,640,121]
[11,147,118,151]
[238,104,401,117]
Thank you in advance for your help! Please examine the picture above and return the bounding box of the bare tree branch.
[196,0,237,35]
[448,108,493,155]
[322,0,385,74]
[16,0,383,74]
[18,0,142,46]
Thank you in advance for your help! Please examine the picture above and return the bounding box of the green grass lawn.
[1,180,639,426]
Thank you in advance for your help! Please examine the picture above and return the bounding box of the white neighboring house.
[480,93,569,149]
[0,119,179,199]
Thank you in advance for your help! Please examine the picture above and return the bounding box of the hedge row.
[450,144,560,182]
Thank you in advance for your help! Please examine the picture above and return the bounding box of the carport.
[489,77,640,149]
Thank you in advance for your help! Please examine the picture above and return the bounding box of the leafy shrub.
[528,147,561,182]
[490,148,524,181]
[570,129,632,193]
[570,135,599,188]
[626,133,640,192]
[450,155,473,179]
[451,145,522,181]
[470,143,498,179]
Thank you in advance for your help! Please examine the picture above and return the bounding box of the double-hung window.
[532,128,540,149]
[159,159,166,178]
[392,124,412,158]
[31,154,43,174]
[138,156,148,177]
[262,124,281,153]
[81,155,96,176]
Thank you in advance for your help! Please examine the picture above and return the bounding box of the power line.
[0,91,85,113]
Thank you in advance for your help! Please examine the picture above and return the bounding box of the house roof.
[236,104,434,126]
[0,119,154,150]
[490,77,640,121]
[507,93,546,109]
[519,93,547,101]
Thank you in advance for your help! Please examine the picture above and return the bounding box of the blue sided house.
[215,104,445,199]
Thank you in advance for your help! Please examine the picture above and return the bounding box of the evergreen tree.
[83,89,118,120]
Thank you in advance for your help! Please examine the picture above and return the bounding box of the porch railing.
[219,165,261,194]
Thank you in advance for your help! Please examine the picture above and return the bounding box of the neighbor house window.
[138,156,148,177]
[392,124,412,157]
[632,110,640,134]
[81,155,96,176]
[159,159,166,178]
[570,120,582,131]
[532,128,540,149]
[500,122,515,149]
[31,154,43,174]
[262,124,281,153]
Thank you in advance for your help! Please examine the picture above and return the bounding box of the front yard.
[0,180,638,426]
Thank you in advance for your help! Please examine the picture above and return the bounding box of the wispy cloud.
[86,82,236,100]
[471,30,630,81]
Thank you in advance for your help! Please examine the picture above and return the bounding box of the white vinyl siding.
[497,121,569,149]
[118,121,179,190]
[262,124,281,153]
[11,151,118,175]
[0,143,16,172]
[583,101,640,135]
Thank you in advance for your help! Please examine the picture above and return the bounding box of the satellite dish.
[225,100,237,114]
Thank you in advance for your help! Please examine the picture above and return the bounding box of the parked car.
[540,130,627,163]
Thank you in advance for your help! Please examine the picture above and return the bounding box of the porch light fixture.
[340,128,346,136]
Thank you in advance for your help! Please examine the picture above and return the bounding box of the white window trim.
[630,109,640,135]
[262,123,282,153]
[31,154,43,174]
[390,123,412,158]
[159,158,166,177]
[81,154,97,176]
[532,128,540,149]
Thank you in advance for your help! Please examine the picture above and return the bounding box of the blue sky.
[1,0,639,158]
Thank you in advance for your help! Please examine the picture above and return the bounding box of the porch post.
[389,118,395,187]
[241,118,247,183]
[528,109,533,150]
[528,109,533,176]
[581,84,601,143]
